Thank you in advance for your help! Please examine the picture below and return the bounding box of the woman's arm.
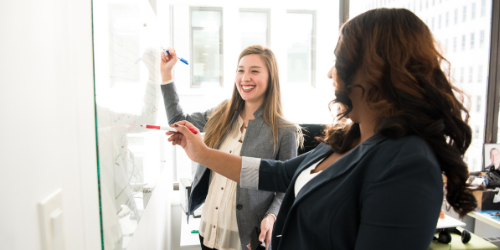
[168,121,308,190]
[160,49,212,130]
[354,154,443,250]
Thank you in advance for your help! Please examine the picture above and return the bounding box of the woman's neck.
[241,101,262,120]
[358,119,376,144]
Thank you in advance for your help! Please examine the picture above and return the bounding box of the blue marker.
[166,50,189,65]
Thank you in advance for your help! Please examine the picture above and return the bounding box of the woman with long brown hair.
[166,8,477,250]
[160,45,299,250]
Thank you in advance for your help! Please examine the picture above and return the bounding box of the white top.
[199,116,246,250]
[294,158,325,197]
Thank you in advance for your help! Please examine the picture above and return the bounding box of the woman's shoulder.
[276,120,300,137]
[381,135,437,162]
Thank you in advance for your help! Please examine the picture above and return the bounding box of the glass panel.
[191,9,222,86]
[350,0,493,172]
[92,0,171,248]
[240,11,268,50]
[286,12,313,84]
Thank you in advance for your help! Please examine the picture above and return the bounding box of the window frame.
[484,0,500,143]
[189,6,224,88]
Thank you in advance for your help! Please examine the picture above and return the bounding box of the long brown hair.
[204,45,299,150]
[321,8,476,217]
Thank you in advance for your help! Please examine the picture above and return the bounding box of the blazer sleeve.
[354,154,443,250]
[241,149,311,193]
[265,128,299,216]
[161,82,214,131]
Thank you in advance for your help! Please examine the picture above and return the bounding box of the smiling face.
[235,54,269,106]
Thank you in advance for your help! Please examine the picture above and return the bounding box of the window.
[471,33,475,49]
[469,66,473,82]
[478,65,483,82]
[190,8,223,87]
[477,96,482,113]
[480,30,485,48]
[472,3,476,19]
[426,0,428,8]
[446,12,449,27]
[420,0,422,10]
[463,6,467,22]
[462,35,466,51]
[482,0,486,17]
[460,67,464,82]
[474,126,480,139]
[286,11,316,86]
[432,0,435,6]
[445,39,448,52]
[431,17,434,30]
[239,9,270,50]
[454,9,458,24]
[438,14,441,29]
[453,37,457,52]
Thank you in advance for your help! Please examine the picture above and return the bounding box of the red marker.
[141,124,198,134]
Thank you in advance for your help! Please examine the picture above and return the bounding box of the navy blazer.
[256,134,443,250]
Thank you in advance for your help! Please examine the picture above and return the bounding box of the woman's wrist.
[161,72,173,82]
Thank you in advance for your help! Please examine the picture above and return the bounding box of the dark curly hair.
[320,8,476,217]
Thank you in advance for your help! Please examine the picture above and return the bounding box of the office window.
[431,17,434,30]
[482,0,486,17]
[469,66,473,83]
[472,3,476,19]
[240,10,270,50]
[460,67,464,82]
[478,65,483,82]
[454,9,458,24]
[438,15,441,29]
[453,37,457,52]
[426,0,428,8]
[477,96,482,113]
[446,12,449,27]
[480,30,485,48]
[471,33,475,49]
[286,11,316,86]
[432,0,435,6]
[420,0,422,10]
[462,35,466,51]
[191,8,223,87]
[474,126,480,139]
[463,6,467,22]
[445,39,449,52]
[408,3,411,10]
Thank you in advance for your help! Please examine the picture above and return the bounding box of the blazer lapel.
[291,134,388,208]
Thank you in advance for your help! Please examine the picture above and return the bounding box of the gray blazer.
[161,83,298,249]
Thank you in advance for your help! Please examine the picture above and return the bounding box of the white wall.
[0,0,101,249]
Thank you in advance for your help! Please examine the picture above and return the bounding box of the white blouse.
[294,158,325,197]
[199,116,246,250]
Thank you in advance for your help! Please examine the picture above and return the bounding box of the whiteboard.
[92,0,168,249]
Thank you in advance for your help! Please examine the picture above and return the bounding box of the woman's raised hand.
[160,47,178,82]
[166,121,207,163]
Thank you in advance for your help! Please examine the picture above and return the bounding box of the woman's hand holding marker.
[160,47,178,82]
[166,121,206,163]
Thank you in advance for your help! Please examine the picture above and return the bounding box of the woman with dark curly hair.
[166,8,476,250]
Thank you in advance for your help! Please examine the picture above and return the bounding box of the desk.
[429,227,498,250]
[467,211,500,230]
[180,212,202,248]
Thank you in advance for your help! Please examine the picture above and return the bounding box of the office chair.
[298,124,326,155]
